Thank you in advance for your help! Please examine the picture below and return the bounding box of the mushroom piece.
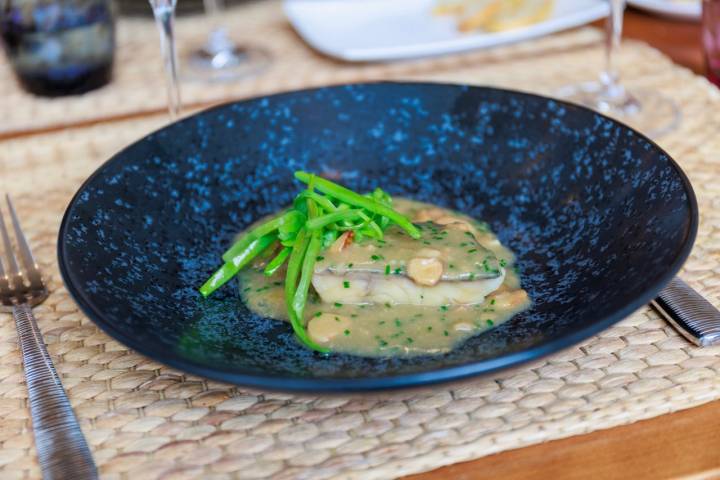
[308,313,352,344]
[406,257,444,286]
[434,215,475,233]
[444,221,474,233]
[488,290,530,310]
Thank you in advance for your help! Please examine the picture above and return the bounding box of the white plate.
[627,0,701,21]
[284,0,610,62]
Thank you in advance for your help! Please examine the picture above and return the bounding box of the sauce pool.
[239,198,531,357]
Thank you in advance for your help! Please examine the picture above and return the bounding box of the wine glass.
[182,0,270,82]
[149,0,181,119]
[557,0,679,137]
[703,0,720,87]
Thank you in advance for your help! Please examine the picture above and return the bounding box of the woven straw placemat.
[0,0,607,136]
[2,5,720,480]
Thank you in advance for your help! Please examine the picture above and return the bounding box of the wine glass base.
[182,44,271,82]
[556,81,680,138]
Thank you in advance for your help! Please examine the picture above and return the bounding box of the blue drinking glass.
[0,0,116,96]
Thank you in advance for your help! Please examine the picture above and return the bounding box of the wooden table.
[410,11,714,480]
[410,399,720,480]
[619,9,705,75]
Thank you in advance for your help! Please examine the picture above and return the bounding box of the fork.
[0,195,97,480]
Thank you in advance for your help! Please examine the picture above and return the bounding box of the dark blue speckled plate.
[58,83,698,392]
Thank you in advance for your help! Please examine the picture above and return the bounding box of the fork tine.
[0,228,7,299]
[0,239,5,278]
[0,202,20,279]
[6,195,42,287]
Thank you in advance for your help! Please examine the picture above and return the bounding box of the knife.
[651,277,720,347]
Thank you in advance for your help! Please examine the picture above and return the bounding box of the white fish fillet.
[312,269,506,306]
[311,218,506,306]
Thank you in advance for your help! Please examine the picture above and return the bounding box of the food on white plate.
[434,0,555,33]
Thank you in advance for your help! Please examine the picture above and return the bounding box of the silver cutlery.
[652,277,720,347]
[0,195,97,480]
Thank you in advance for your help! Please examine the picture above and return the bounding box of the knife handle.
[651,277,720,347]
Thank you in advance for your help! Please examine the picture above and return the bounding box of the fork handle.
[14,304,98,480]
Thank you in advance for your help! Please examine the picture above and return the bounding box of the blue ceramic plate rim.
[57,82,699,392]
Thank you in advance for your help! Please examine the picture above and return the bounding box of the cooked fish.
[312,222,505,306]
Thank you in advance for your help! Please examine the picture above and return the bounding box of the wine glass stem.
[151,2,181,119]
[204,0,223,17]
[202,0,234,55]
[601,0,626,99]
